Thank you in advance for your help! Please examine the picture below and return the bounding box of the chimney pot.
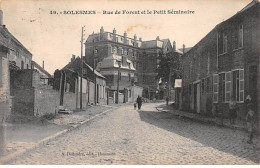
[113,28,116,34]
[173,41,176,52]
[42,61,45,69]
[156,36,160,40]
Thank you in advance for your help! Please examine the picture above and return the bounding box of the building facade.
[181,0,259,120]
[85,27,173,100]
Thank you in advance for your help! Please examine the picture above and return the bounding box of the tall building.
[85,27,173,99]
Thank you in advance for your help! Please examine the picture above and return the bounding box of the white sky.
[1,0,252,74]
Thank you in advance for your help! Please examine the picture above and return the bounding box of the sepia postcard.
[0,0,259,166]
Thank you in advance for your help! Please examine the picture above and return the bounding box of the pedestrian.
[246,104,255,144]
[136,95,143,110]
[229,97,237,124]
[166,96,169,106]
[134,102,137,110]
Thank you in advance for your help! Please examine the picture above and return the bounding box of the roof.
[97,54,136,71]
[83,62,106,79]
[62,57,106,79]
[178,47,192,54]
[32,61,52,78]
[181,0,259,58]
[239,0,259,13]
[0,26,32,56]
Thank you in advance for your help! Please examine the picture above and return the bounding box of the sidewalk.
[0,104,114,164]
[156,103,248,131]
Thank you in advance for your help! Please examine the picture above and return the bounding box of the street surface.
[9,103,259,164]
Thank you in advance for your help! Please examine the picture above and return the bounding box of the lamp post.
[116,61,121,104]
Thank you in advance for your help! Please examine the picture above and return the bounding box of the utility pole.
[168,67,172,98]
[93,48,97,105]
[116,61,121,104]
[80,26,85,109]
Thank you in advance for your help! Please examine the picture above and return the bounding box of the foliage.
[156,51,182,87]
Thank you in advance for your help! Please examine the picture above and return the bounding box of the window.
[128,73,131,81]
[238,24,243,48]
[206,77,211,92]
[16,51,20,58]
[219,73,225,102]
[217,32,223,54]
[232,69,244,102]
[207,52,210,74]
[27,64,29,69]
[239,69,244,102]
[201,79,205,93]
[213,74,219,103]
[21,61,24,69]
[225,71,231,102]
[189,84,192,95]
[113,47,117,54]
[223,33,227,53]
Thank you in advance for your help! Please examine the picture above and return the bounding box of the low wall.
[34,88,60,116]
[12,88,34,116]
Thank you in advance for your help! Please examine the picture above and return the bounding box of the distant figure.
[166,96,169,105]
[136,96,143,110]
[246,104,255,144]
[229,98,237,124]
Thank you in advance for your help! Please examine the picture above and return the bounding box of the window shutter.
[239,69,244,102]
[213,74,219,103]
[225,71,231,102]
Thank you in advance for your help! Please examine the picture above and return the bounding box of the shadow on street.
[137,109,259,163]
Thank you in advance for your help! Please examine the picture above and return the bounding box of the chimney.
[156,36,160,40]
[134,34,137,41]
[139,37,142,41]
[113,28,116,34]
[124,31,127,37]
[42,60,44,69]
[0,10,3,26]
[71,54,76,62]
[100,26,104,33]
[183,44,186,54]
[173,41,176,52]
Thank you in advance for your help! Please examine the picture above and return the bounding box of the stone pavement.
[156,102,249,131]
[0,104,112,164]
[6,103,259,164]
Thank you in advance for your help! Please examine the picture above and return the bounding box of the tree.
[156,51,182,88]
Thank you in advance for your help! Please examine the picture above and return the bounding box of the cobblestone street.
[9,103,259,165]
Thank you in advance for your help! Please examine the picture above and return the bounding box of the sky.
[0,0,252,74]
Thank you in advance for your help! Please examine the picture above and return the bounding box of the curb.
[0,107,115,164]
[155,107,247,131]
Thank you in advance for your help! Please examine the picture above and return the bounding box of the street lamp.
[116,60,121,104]
[93,48,98,105]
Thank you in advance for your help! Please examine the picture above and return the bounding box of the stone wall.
[34,88,60,116]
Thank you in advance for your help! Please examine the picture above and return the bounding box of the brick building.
[181,0,259,121]
[85,27,173,100]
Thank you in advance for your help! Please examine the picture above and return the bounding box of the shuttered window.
[225,71,231,102]
[239,69,244,102]
[213,74,219,103]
